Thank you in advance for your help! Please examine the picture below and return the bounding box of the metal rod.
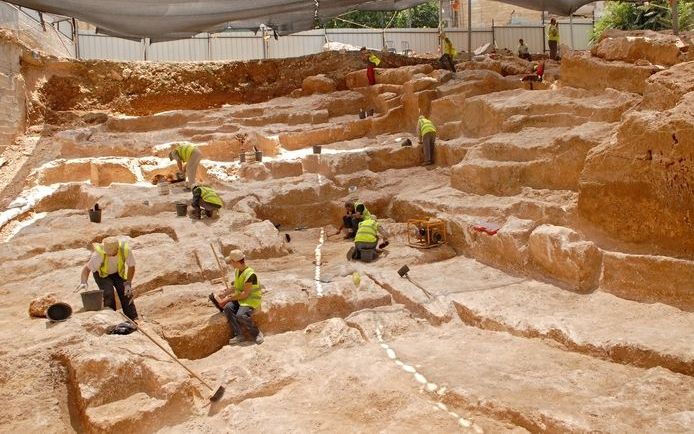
[467,0,472,54]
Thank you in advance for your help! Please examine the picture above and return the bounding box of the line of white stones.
[375,324,483,433]
[314,227,325,297]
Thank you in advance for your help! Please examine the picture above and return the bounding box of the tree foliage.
[592,0,694,41]
[325,0,439,29]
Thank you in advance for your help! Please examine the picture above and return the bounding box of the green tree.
[325,0,439,29]
[592,0,694,41]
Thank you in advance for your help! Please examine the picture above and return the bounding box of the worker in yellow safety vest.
[212,249,264,345]
[417,115,437,166]
[76,236,139,320]
[360,47,381,85]
[440,35,457,72]
[335,199,371,239]
[169,142,203,189]
[348,215,389,262]
[547,18,560,60]
[191,184,223,219]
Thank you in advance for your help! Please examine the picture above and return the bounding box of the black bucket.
[81,290,103,311]
[88,209,102,223]
[397,265,410,278]
[239,153,246,163]
[255,151,263,162]
[367,108,375,117]
[176,202,187,217]
[359,109,366,119]
[46,302,72,321]
[401,138,412,147]
[313,145,322,155]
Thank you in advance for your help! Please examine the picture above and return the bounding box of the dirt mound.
[24,51,435,123]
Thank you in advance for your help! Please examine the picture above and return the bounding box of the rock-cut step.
[449,122,614,195]
[371,256,694,376]
[389,322,694,433]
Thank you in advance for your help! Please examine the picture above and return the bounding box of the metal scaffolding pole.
[467,0,472,54]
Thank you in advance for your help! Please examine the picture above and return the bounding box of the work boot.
[192,210,202,220]
[229,336,243,346]
[255,331,264,345]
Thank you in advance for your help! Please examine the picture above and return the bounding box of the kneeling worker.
[350,215,389,262]
[213,250,264,345]
[169,142,202,189]
[335,199,370,239]
[191,184,223,219]
[76,237,139,320]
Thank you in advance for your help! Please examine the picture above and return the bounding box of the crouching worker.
[349,215,389,262]
[335,200,371,239]
[191,184,222,219]
[213,250,264,345]
[76,237,139,320]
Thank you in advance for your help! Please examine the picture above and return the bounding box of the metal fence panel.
[74,24,595,61]
[149,36,208,61]
[79,33,142,61]
[325,28,383,51]
[268,30,325,58]
[212,32,263,60]
[558,21,593,50]
[494,26,544,54]
[384,28,435,54]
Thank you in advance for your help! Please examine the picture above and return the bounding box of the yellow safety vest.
[176,143,196,162]
[197,186,223,207]
[368,53,381,66]
[547,24,560,42]
[355,217,378,244]
[234,266,262,310]
[353,200,371,220]
[93,241,129,279]
[444,39,457,57]
[418,117,437,136]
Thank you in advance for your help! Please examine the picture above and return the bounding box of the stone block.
[600,252,694,311]
[302,74,337,94]
[560,51,660,94]
[528,224,602,292]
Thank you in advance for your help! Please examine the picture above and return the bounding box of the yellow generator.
[407,218,447,249]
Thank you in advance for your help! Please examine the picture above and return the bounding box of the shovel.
[118,311,226,402]
[397,265,433,299]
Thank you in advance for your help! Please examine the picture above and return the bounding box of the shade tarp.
[6,0,595,40]
[5,0,434,40]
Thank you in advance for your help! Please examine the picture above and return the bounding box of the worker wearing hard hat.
[211,250,264,345]
[76,236,139,320]
[169,142,202,189]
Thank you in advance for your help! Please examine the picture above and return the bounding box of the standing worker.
[169,142,202,189]
[76,237,139,320]
[440,35,457,72]
[417,115,437,166]
[212,250,264,345]
[547,18,560,61]
[335,200,371,239]
[191,184,223,219]
[348,215,389,262]
[360,47,381,86]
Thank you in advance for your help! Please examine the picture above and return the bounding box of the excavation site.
[0,6,692,434]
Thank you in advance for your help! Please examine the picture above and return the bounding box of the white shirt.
[87,250,136,275]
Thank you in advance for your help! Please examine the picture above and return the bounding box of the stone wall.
[0,38,25,154]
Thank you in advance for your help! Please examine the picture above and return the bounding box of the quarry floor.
[0,52,692,434]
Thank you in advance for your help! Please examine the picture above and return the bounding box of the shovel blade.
[209,385,225,402]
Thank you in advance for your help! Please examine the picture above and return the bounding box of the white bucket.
[158,181,170,195]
